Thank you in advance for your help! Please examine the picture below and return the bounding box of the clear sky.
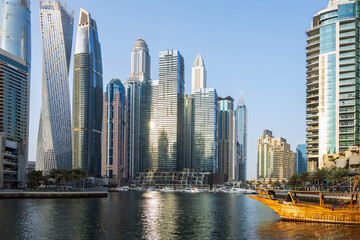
[24,0,330,179]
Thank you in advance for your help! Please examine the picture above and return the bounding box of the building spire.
[238,90,245,106]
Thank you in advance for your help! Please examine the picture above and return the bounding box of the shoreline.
[0,191,108,199]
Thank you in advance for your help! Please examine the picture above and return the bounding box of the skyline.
[25,0,330,179]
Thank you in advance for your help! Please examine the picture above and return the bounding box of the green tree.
[273,180,281,189]
[288,174,301,190]
[300,171,310,189]
[311,168,329,191]
[62,169,73,190]
[26,170,44,189]
[48,168,65,190]
[72,169,88,190]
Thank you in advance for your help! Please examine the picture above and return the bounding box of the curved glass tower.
[0,0,31,66]
[36,1,74,172]
[72,9,103,177]
[306,0,360,170]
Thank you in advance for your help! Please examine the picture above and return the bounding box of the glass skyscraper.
[192,54,206,94]
[218,96,236,180]
[156,50,185,171]
[184,94,195,169]
[72,9,103,177]
[0,0,31,66]
[194,88,219,173]
[236,92,247,181]
[306,0,360,171]
[36,1,74,172]
[296,144,308,174]
[101,79,127,185]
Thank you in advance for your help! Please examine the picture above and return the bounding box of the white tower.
[191,54,207,94]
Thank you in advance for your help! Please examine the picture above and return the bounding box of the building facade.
[296,144,308,174]
[130,38,151,83]
[184,94,195,169]
[218,97,237,181]
[101,79,127,185]
[306,0,360,171]
[0,49,29,189]
[194,88,219,172]
[257,130,295,180]
[72,9,103,177]
[0,0,31,66]
[157,50,185,171]
[191,54,207,94]
[236,92,247,181]
[36,1,74,172]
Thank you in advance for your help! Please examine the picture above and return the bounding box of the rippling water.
[0,192,360,239]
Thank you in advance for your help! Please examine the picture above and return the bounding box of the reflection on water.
[0,193,360,239]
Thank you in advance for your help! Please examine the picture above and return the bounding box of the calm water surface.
[0,192,360,239]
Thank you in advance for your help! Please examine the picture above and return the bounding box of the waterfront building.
[191,54,207,94]
[306,0,360,171]
[130,38,151,83]
[26,161,35,175]
[72,9,103,177]
[218,97,237,181]
[124,77,141,179]
[125,39,151,178]
[0,0,30,189]
[0,49,29,189]
[236,92,247,181]
[101,79,127,186]
[0,0,31,66]
[139,79,159,171]
[156,50,185,171]
[132,169,211,188]
[184,94,195,169]
[257,130,295,180]
[194,88,219,173]
[36,1,74,172]
[296,144,308,174]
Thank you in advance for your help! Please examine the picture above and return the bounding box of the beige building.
[322,146,360,171]
[257,130,295,180]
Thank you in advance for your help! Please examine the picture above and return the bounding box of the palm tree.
[329,167,349,192]
[48,168,65,190]
[288,174,301,190]
[27,170,44,189]
[300,171,310,190]
[62,169,73,190]
[71,169,88,190]
[311,168,329,191]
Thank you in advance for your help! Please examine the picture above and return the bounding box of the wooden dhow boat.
[249,176,360,225]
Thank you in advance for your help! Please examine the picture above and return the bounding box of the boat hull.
[249,195,360,225]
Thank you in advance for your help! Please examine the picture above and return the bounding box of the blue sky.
[26,0,330,179]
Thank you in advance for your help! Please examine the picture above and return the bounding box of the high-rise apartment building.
[306,0,360,171]
[194,88,219,172]
[218,97,237,180]
[36,1,74,172]
[101,79,127,185]
[236,92,247,181]
[125,39,151,178]
[72,9,103,177]
[157,50,185,171]
[0,49,29,189]
[0,0,31,66]
[257,130,295,180]
[191,54,206,94]
[184,94,195,169]
[296,144,308,174]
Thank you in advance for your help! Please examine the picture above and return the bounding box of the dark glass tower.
[72,9,103,177]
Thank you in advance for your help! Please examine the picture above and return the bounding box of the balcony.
[306,33,320,41]
[307,126,319,132]
[306,93,319,99]
[306,74,319,80]
[307,80,319,87]
[3,161,17,167]
[307,100,319,106]
[3,152,17,159]
[3,169,17,175]
[306,120,318,126]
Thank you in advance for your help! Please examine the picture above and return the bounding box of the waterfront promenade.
[0,191,108,199]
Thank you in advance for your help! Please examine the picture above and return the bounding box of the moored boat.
[249,176,360,225]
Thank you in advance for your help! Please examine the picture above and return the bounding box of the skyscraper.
[218,96,236,180]
[194,88,219,172]
[184,94,195,169]
[130,38,151,82]
[101,79,127,185]
[236,92,247,181]
[306,0,360,171]
[72,9,103,177]
[296,144,308,174]
[191,54,206,94]
[125,39,151,178]
[0,49,29,189]
[0,0,31,66]
[157,50,185,171]
[257,130,295,180]
[36,1,74,172]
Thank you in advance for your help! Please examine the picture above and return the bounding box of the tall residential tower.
[306,0,360,170]
[236,92,247,181]
[72,9,103,177]
[191,54,206,94]
[36,0,74,172]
